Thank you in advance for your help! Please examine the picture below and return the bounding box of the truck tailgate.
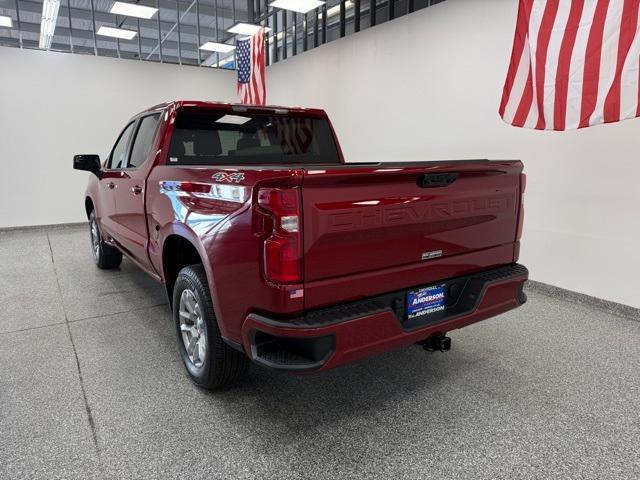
[301,161,523,307]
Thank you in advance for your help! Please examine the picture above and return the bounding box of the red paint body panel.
[82,101,528,372]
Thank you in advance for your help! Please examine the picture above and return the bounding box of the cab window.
[128,114,161,169]
[106,122,135,169]
[167,110,341,165]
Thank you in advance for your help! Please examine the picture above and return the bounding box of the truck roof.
[137,100,328,118]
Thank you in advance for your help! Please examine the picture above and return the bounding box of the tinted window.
[168,110,341,165]
[107,122,135,169]
[129,114,161,168]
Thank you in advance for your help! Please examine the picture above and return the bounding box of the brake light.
[516,173,526,241]
[258,187,302,284]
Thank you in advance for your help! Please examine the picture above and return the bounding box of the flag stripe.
[579,0,610,127]
[553,0,585,131]
[620,26,640,117]
[503,36,533,124]
[544,1,573,130]
[533,0,561,130]
[500,0,534,117]
[513,65,535,127]
[603,0,640,122]
[565,0,600,129]
[589,0,625,125]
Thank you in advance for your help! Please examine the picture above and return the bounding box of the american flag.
[236,28,266,105]
[500,0,640,130]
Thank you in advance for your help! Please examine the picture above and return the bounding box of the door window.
[106,122,136,169]
[128,113,162,169]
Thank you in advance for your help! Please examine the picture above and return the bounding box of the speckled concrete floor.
[1,225,639,480]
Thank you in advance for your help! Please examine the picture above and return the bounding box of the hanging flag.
[236,28,266,105]
[500,0,640,131]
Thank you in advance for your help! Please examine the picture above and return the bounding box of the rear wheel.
[173,265,249,389]
[89,211,122,269]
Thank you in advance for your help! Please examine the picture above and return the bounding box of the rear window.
[167,110,341,165]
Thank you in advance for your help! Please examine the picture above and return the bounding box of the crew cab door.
[111,112,162,272]
[98,121,136,240]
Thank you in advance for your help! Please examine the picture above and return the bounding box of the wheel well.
[85,197,94,218]
[163,235,203,305]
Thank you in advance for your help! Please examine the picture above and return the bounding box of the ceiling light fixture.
[109,2,158,19]
[39,0,61,49]
[0,15,13,28]
[97,25,137,40]
[200,42,236,53]
[270,0,325,14]
[227,23,272,36]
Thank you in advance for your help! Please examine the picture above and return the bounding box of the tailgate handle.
[419,173,458,188]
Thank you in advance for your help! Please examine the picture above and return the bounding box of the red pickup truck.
[74,100,528,389]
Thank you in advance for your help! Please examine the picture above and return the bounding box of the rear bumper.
[240,264,528,372]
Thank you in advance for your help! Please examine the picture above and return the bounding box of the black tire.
[173,264,249,390]
[89,210,122,269]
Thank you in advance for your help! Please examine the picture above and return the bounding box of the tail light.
[258,187,302,284]
[516,173,526,241]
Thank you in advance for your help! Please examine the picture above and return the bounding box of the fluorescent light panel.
[0,15,13,28]
[97,25,137,40]
[227,23,272,36]
[270,0,324,14]
[200,42,235,53]
[216,115,251,125]
[109,2,158,19]
[39,0,61,49]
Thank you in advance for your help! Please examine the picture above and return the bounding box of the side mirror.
[73,154,102,176]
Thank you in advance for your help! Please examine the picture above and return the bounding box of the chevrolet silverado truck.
[73,100,528,389]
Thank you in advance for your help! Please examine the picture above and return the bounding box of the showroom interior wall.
[0,46,236,229]
[267,0,640,308]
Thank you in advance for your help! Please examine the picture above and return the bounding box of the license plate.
[406,284,446,320]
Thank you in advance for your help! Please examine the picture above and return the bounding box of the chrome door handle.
[107,182,115,189]
[131,185,143,195]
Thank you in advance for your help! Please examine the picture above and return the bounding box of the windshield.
[168,109,341,165]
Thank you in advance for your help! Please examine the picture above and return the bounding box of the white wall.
[266,0,640,308]
[0,47,236,228]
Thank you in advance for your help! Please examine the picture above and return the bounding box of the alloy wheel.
[179,288,207,368]
[90,219,100,261]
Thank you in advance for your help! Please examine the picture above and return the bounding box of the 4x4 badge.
[212,172,245,183]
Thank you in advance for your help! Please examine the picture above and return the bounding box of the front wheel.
[89,211,122,269]
[173,265,249,389]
